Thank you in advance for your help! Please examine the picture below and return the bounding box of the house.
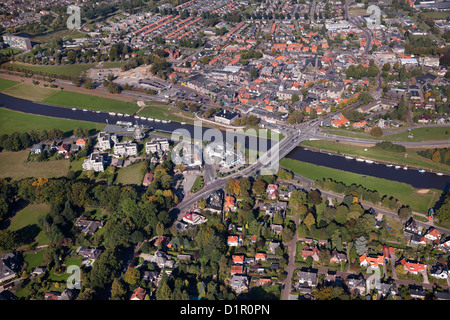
[142,173,154,187]
[259,278,272,286]
[359,254,384,268]
[255,253,267,262]
[57,143,70,155]
[330,249,347,264]
[302,246,320,262]
[44,289,77,300]
[0,252,21,283]
[278,184,296,200]
[76,139,87,148]
[422,227,441,245]
[147,251,177,269]
[227,235,243,247]
[206,190,223,214]
[429,263,448,279]
[409,285,426,299]
[297,268,318,289]
[229,275,248,293]
[266,184,278,200]
[377,282,397,298]
[435,290,450,300]
[30,144,44,155]
[257,201,287,218]
[267,241,280,254]
[270,224,283,235]
[32,266,46,276]
[224,196,236,212]
[182,213,207,225]
[130,287,146,300]
[231,264,246,275]
[75,216,103,236]
[142,271,160,284]
[346,274,366,296]
[97,132,113,151]
[400,259,426,275]
[331,114,350,128]
[232,255,245,264]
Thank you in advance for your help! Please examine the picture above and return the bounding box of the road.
[344,0,372,55]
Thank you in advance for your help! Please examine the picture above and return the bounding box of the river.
[0,92,448,190]
[286,146,449,191]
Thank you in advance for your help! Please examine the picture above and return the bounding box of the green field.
[0,78,19,91]
[114,162,145,185]
[190,176,205,193]
[322,126,450,142]
[0,149,70,180]
[42,90,139,114]
[138,103,195,123]
[0,108,104,135]
[280,158,440,213]
[7,203,51,246]
[2,83,58,101]
[301,140,450,174]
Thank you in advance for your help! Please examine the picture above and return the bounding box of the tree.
[335,205,349,225]
[111,278,127,300]
[252,179,266,195]
[396,264,405,275]
[89,249,122,290]
[370,127,383,137]
[289,190,307,207]
[398,206,412,221]
[354,236,368,255]
[312,286,333,300]
[123,267,140,285]
[303,212,316,230]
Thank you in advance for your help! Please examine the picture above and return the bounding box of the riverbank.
[300,139,450,175]
[280,157,442,213]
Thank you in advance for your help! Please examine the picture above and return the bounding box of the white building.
[145,138,170,154]
[114,141,138,157]
[82,152,107,172]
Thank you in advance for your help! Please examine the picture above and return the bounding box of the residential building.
[214,109,239,125]
[145,138,170,154]
[114,141,138,157]
[229,275,248,293]
[130,287,146,300]
[82,152,107,172]
[4,34,32,51]
[75,216,103,235]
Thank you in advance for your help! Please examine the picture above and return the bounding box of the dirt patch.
[416,189,430,194]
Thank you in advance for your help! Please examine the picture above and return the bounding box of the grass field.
[138,103,195,123]
[0,108,104,135]
[42,90,140,114]
[0,78,19,91]
[0,149,70,180]
[2,83,58,101]
[190,176,205,193]
[300,140,450,174]
[114,162,145,185]
[7,203,51,246]
[280,158,440,213]
[23,248,48,272]
[322,126,450,142]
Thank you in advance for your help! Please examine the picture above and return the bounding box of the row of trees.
[0,129,64,152]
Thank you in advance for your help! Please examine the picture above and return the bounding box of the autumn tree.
[303,212,316,230]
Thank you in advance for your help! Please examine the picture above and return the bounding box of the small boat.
[155,119,161,122]
[395,165,401,169]
[95,110,101,114]
[71,108,77,111]
[162,120,168,123]
[365,160,374,164]
[402,166,408,170]
[436,172,443,176]
[181,122,186,125]
[345,156,354,160]
[117,113,123,117]
[419,169,425,173]
[82,109,88,112]
[109,112,116,116]
[124,114,130,117]
[140,116,146,120]
[148,118,154,121]
[168,120,172,123]
[356,158,364,162]
[134,115,139,119]
[386,164,393,167]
